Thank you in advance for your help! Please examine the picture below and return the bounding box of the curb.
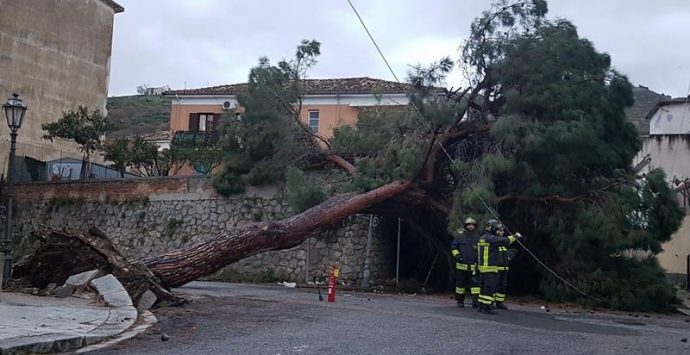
[0,305,138,355]
[0,273,149,355]
[76,310,158,354]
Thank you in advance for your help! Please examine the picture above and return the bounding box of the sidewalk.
[0,292,137,354]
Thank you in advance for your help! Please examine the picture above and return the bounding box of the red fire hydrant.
[327,265,339,303]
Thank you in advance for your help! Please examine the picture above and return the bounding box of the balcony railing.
[172,131,219,147]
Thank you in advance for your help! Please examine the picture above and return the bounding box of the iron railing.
[172,131,219,147]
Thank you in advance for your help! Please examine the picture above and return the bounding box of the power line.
[346,0,461,168]
[475,193,603,302]
[346,0,603,302]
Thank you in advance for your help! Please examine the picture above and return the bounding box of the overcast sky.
[108,0,690,98]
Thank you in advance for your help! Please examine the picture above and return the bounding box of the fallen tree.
[12,1,684,311]
[143,180,410,288]
[14,180,407,300]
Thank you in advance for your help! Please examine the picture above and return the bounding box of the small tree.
[136,84,150,96]
[101,136,203,178]
[129,136,159,176]
[102,137,131,177]
[181,145,224,175]
[155,147,186,176]
[43,106,109,180]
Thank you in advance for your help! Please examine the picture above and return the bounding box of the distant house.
[144,86,170,96]
[164,77,411,141]
[632,95,690,283]
[141,130,173,151]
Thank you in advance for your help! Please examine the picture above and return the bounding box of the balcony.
[172,130,219,147]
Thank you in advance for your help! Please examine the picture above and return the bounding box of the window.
[189,113,199,131]
[308,110,319,133]
[200,114,214,131]
[189,113,219,131]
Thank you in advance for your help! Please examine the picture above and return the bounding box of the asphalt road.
[95,281,690,355]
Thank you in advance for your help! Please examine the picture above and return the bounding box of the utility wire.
[346,0,457,160]
[475,193,603,302]
[346,0,603,302]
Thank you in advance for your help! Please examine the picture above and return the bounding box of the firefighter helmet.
[486,219,501,233]
[464,217,477,226]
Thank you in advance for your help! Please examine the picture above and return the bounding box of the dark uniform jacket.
[477,233,518,273]
[451,230,480,271]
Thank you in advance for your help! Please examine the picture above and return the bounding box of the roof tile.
[165,77,410,96]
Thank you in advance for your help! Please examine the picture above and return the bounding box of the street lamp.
[1,93,27,284]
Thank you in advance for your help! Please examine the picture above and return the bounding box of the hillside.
[106,95,171,138]
[104,85,667,138]
[626,85,671,136]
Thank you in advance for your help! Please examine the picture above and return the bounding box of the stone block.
[136,290,158,311]
[39,283,57,296]
[90,275,122,293]
[65,269,102,287]
[101,290,133,307]
[53,284,75,298]
[90,274,133,307]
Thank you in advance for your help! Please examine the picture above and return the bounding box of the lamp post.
[1,93,27,286]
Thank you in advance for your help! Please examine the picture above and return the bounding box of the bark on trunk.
[144,180,410,288]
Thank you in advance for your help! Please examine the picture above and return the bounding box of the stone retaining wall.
[10,177,392,284]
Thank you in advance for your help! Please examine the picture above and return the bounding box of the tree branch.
[419,124,493,185]
[326,154,356,175]
[495,193,585,204]
[403,188,450,214]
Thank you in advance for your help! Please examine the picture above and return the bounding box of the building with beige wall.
[0,0,123,179]
[633,96,690,281]
[165,77,409,141]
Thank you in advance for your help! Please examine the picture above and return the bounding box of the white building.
[634,96,690,281]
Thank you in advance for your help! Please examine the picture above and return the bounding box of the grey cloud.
[109,0,690,98]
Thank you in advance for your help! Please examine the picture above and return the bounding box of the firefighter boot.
[478,303,495,315]
[471,296,479,309]
[495,302,508,310]
[456,295,465,308]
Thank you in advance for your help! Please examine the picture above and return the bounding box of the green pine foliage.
[213,41,321,197]
[285,167,327,214]
[446,4,683,311]
[210,1,683,311]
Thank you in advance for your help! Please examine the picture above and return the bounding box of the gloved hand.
[515,232,526,243]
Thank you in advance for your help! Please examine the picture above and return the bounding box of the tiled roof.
[140,130,173,141]
[165,77,412,96]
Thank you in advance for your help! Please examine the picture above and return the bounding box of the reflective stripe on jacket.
[451,230,480,270]
[477,233,516,273]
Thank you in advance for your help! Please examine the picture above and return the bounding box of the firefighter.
[450,217,481,308]
[477,219,523,314]
[495,244,519,310]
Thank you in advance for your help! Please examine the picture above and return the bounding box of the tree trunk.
[144,180,410,288]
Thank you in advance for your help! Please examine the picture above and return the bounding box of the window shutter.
[189,113,200,131]
[210,114,220,131]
